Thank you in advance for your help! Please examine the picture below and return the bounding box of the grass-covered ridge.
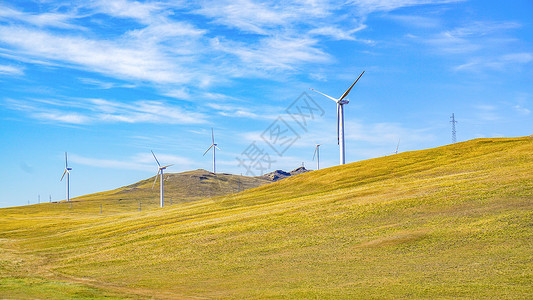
[1,136,532,299]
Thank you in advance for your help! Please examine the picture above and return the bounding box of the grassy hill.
[1,136,532,299]
[21,169,272,214]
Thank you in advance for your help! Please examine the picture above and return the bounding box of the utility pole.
[450,113,457,143]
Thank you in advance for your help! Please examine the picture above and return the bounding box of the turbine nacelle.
[339,99,349,105]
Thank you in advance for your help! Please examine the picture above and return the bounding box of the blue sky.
[1,0,532,208]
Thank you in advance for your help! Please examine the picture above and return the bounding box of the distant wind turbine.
[394,139,400,155]
[311,71,365,165]
[60,152,72,202]
[313,144,321,170]
[151,150,173,208]
[203,128,221,173]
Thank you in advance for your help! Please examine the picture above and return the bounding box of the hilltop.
[0,136,531,299]
[258,166,312,181]
[62,168,308,213]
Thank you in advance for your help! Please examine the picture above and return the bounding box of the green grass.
[1,136,532,299]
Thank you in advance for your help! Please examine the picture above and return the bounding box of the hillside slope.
[1,136,532,299]
[47,169,273,213]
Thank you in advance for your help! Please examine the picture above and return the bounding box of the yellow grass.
[1,136,532,299]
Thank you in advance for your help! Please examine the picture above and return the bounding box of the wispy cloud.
[211,35,331,73]
[474,104,500,121]
[454,52,533,72]
[0,25,197,84]
[0,4,82,29]
[426,21,521,54]
[69,152,194,172]
[344,120,435,145]
[78,77,136,89]
[4,97,208,125]
[0,64,23,75]
[86,0,166,24]
[350,0,465,14]
[513,104,530,116]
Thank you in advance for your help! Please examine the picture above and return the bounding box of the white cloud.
[0,4,82,29]
[32,111,92,124]
[474,104,500,121]
[194,0,290,35]
[69,152,194,172]
[87,0,165,24]
[5,97,208,125]
[387,14,441,28]
[426,22,521,55]
[78,77,136,89]
[308,24,369,42]
[0,64,23,75]
[513,105,530,116]
[0,25,196,84]
[212,35,331,72]
[350,0,464,14]
[162,88,193,101]
[344,120,435,145]
[454,52,533,72]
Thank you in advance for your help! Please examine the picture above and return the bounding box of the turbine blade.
[203,145,213,156]
[339,70,365,101]
[65,152,68,168]
[152,170,160,189]
[151,150,161,167]
[60,169,67,181]
[309,88,338,102]
[161,164,173,169]
[215,146,221,151]
[394,139,400,154]
[211,128,215,144]
[313,147,317,161]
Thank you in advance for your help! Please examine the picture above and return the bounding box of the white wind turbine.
[151,150,173,208]
[313,144,321,170]
[60,152,72,202]
[203,128,221,173]
[394,139,400,155]
[311,71,365,165]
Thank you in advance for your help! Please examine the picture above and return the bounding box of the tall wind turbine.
[203,128,221,173]
[311,71,365,165]
[313,144,321,170]
[151,150,173,208]
[60,152,72,202]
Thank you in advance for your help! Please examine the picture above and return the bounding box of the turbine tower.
[311,71,365,165]
[203,128,221,173]
[151,150,173,208]
[313,144,321,170]
[450,113,457,143]
[60,152,72,202]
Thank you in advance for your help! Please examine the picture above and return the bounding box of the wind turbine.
[203,128,221,173]
[60,152,72,202]
[151,150,173,208]
[394,139,400,155]
[313,144,321,170]
[310,71,365,165]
